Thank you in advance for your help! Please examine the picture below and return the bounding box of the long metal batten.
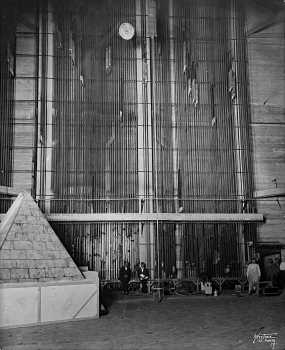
[46,212,264,223]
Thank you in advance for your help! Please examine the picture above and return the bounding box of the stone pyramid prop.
[0,192,83,282]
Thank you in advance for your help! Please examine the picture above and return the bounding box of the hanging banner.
[187,61,199,107]
[146,0,157,38]
[7,42,15,77]
[228,61,237,101]
[105,45,112,73]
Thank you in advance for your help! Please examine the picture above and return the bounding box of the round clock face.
[119,22,135,40]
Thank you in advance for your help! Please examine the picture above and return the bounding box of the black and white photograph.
[0,0,284,349]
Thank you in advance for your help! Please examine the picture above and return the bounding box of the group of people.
[119,261,150,294]
[118,257,284,297]
[100,261,150,316]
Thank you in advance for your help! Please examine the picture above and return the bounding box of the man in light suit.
[247,258,261,295]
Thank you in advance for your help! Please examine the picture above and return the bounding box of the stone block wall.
[0,192,83,283]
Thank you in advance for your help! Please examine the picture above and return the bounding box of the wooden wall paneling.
[248,19,285,243]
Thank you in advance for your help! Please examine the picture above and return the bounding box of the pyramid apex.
[0,192,83,283]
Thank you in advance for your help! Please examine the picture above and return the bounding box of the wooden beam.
[46,213,264,223]
[0,186,20,196]
[246,10,285,36]
[254,188,285,199]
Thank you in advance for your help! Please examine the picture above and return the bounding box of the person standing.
[266,258,280,288]
[99,283,109,316]
[272,258,281,288]
[119,261,131,295]
[279,257,285,289]
[138,262,150,293]
[246,258,261,295]
[133,258,140,279]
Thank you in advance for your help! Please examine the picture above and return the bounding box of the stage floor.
[1,293,284,350]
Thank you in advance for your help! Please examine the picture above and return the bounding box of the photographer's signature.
[252,327,278,349]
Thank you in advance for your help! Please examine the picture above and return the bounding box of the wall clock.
[118,22,135,40]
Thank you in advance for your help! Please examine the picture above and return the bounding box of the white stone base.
[0,276,99,328]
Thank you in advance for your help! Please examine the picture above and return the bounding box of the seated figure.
[137,262,150,293]
[119,261,131,295]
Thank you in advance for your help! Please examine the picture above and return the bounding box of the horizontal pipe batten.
[46,212,264,223]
